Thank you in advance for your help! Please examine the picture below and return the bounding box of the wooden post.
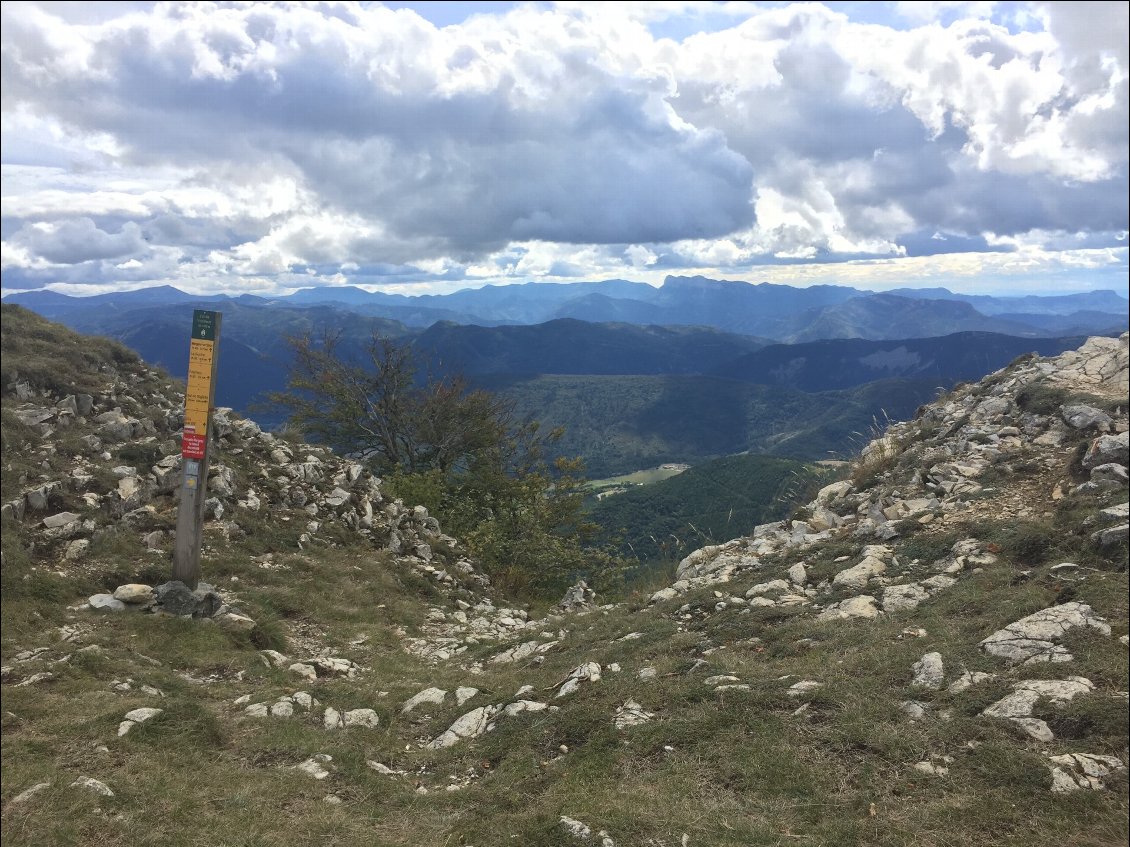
[173,310,222,589]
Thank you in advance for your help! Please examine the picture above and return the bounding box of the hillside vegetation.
[480,372,939,476]
[587,454,836,563]
[2,309,1127,847]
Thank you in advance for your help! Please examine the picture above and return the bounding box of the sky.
[1,1,1127,299]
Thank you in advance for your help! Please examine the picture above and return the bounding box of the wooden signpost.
[173,309,222,588]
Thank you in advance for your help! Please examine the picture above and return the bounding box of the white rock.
[113,584,154,604]
[912,761,949,777]
[832,556,886,590]
[293,754,333,780]
[560,816,593,839]
[947,671,996,694]
[88,594,126,613]
[980,602,1110,665]
[402,687,447,713]
[323,707,344,730]
[244,703,270,718]
[455,686,479,706]
[502,700,551,718]
[882,583,930,612]
[490,640,542,664]
[911,652,945,690]
[614,700,655,729]
[289,662,317,682]
[818,595,881,621]
[270,700,295,718]
[1047,753,1126,792]
[427,705,501,749]
[70,776,114,797]
[259,649,289,667]
[10,782,52,805]
[746,579,789,597]
[367,761,405,776]
[343,708,380,729]
[556,662,602,698]
[787,680,822,697]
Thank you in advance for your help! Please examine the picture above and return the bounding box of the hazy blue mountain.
[989,311,1128,336]
[886,287,1129,316]
[785,293,1047,342]
[549,292,670,324]
[415,318,769,376]
[711,332,1091,391]
[7,277,1125,340]
[4,285,228,319]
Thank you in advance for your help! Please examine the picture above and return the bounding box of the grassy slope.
[2,307,1126,846]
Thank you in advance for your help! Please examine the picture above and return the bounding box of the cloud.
[0,1,1126,297]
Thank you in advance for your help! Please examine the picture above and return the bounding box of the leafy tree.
[271,328,623,593]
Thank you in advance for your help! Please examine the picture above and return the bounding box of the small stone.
[911,652,945,690]
[70,776,114,797]
[289,663,317,682]
[402,687,447,714]
[787,680,822,697]
[293,754,333,780]
[455,686,479,706]
[42,512,80,529]
[10,782,52,805]
[912,761,949,777]
[88,594,126,613]
[343,708,380,729]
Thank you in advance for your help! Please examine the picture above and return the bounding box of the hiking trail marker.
[173,309,221,588]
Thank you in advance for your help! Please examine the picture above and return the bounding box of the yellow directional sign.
[182,311,220,459]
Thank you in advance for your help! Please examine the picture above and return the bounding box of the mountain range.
[6,276,1126,339]
[4,278,1124,475]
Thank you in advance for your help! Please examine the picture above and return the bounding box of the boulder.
[980,602,1111,665]
[1061,405,1113,431]
[1082,432,1129,469]
[113,584,155,605]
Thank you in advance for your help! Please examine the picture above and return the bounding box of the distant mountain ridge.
[6,276,1126,340]
[711,332,1091,391]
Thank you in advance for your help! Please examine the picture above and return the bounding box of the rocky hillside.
[2,306,1127,846]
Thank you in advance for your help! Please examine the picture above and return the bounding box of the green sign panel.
[191,309,219,341]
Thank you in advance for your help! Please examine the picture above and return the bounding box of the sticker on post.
[182,425,206,459]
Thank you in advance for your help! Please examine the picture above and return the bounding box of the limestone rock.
[293,754,333,780]
[427,705,501,749]
[614,700,655,729]
[1047,753,1126,793]
[1082,431,1129,469]
[118,706,164,736]
[88,594,126,613]
[70,776,114,797]
[343,708,380,729]
[402,687,447,713]
[980,602,1111,665]
[560,579,596,610]
[911,652,945,690]
[556,662,602,698]
[818,595,881,621]
[832,555,886,590]
[1061,405,1113,430]
[10,782,52,805]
